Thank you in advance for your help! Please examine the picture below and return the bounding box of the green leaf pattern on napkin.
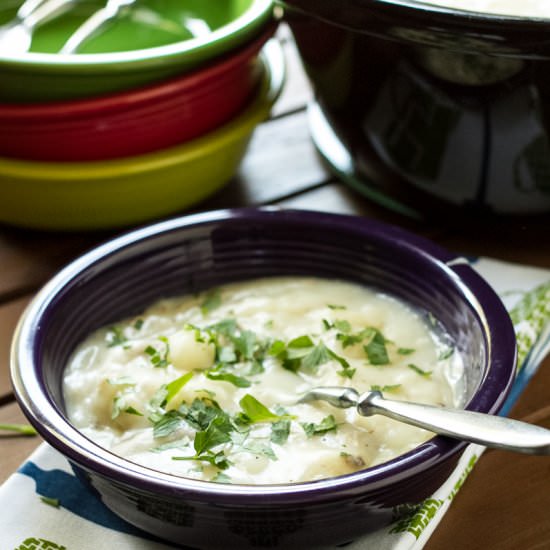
[509,281,550,370]
[389,454,478,539]
[389,499,445,539]
[15,538,66,550]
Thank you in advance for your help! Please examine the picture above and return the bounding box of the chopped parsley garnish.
[159,394,293,470]
[165,372,194,404]
[408,364,432,377]
[107,376,135,387]
[211,471,232,483]
[174,448,231,470]
[301,415,338,437]
[179,397,228,431]
[206,370,252,388]
[153,410,184,438]
[112,394,143,419]
[194,415,234,455]
[438,347,454,360]
[186,318,269,379]
[106,326,128,348]
[364,329,390,365]
[40,496,60,508]
[336,327,376,348]
[145,336,170,368]
[169,398,235,469]
[146,373,195,429]
[370,384,401,393]
[124,406,143,416]
[397,347,415,355]
[322,319,352,333]
[238,394,286,424]
[133,318,144,330]
[271,419,291,445]
[0,423,37,436]
[235,436,278,461]
[269,335,353,378]
[200,289,222,315]
[327,304,346,310]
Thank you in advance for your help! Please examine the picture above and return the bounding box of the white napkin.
[2,257,550,550]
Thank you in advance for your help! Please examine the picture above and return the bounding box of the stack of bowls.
[0,0,282,230]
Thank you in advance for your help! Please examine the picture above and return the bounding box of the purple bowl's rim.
[11,207,517,505]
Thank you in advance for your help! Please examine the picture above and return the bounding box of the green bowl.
[0,39,284,231]
[0,0,274,102]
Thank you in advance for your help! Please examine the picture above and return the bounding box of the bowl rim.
[286,0,550,23]
[385,0,550,22]
[0,23,277,119]
[0,38,285,180]
[0,0,274,70]
[10,207,517,504]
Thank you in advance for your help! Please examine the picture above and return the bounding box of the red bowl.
[0,24,276,162]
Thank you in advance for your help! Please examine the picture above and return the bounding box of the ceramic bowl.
[0,0,274,102]
[0,24,276,162]
[280,0,550,219]
[10,208,516,549]
[0,39,284,231]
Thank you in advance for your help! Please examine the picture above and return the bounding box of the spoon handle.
[358,391,550,455]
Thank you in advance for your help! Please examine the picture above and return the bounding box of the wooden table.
[1,27,549,549]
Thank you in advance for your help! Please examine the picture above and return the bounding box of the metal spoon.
[0,0,76,55]
[59,0,135,54]
[299,386,550,455]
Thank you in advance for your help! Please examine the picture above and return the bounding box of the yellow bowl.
[0,39,284,231]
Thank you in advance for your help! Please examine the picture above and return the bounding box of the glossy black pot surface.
[281,0,550,219]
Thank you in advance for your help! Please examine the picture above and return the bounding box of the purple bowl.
[11,208,516,549]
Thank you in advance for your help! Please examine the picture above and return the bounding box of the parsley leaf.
[173,449,230,470]
[301,415,338,437]
[300,342,333,373]
[364,329,390,365]
[124,406,143,416]
[238,394,284,424]
[268,340,286,357]
[438,347,454,360]
[369,384,401,393]
[194,416,233,455]
[145,336,170,368]
[211,471,232,483]
[112,394,135,419]
[206,370,252,388]
[271,419,291,445]
[0,423,37,436]
[240,438,278,460]
[106,326,128,348]
[323,319,352,333]
[200,289,222,315]
[165,372,194,404]
[408,364,432,377]
[336,327,376,348]
[40,496,60,508]
[153,410,184,438]
[180,397,227,431]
